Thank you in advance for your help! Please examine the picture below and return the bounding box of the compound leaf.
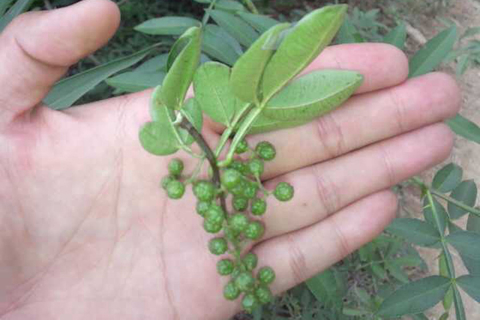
[377,276,451,317]
[456,275,480,303]
[386,218,441,246]
[231,23,290,103]
[134,17,201,35]
[446,230,480,262]
[209,9,259,47]
[202,24,242,65]
[447,180,477,219]
[432,163,463,193]
[261,5,348,102]
[237,11,279,33]
[263,70,363,121]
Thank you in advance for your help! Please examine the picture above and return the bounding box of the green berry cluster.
[159,141,294,313]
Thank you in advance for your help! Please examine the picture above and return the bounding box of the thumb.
[0,0,120,127]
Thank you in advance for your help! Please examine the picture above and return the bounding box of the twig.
[178,117,227,212]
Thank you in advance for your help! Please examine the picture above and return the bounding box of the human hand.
[0,0,460,319]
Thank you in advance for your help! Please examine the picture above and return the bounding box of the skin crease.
[0,0,461,319]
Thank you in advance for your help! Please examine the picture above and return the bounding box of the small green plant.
[137,4,362,312]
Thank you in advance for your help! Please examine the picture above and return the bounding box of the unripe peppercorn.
[161,175,174,190]
[229,160,248,175]
[243,181,259,199]
[168,158,184,177]
[229,213,249,233]
[193,180,215,201]
[255,141,276,161]
[232,196,248,211]
[235,272,255,292]
[224,281,240,300]
[251,198,267,216]
[244,221,265,240]
[208,237,228,255]
[255,285,273,304]
[221,169,242,190]
[196,201,210,217]
[205,205,225,225]
[217,259,234,276]
[166,180,185,199]
[203,219,222,234]
[243,252,258,271]
[248,158,264,176]
[242,293,258,313]
[273,182,294,202]
[235,139,249,154]
[257,266,276,285]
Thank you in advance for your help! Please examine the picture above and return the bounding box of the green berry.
[245,221,265,240]
[229,160,248,174]
[193,180,215,202]
[203,219,222,234]
[224,281,240,300]
[217,259,235,276]
[168,158,184,177]
[229,180,247,197]
[166,180,185,199]
[243,252,258,271]
[242,293,258,313]
[257,266,276,285]
[243,182,258,199]
[251,198,267,216]
[235,271,255,292]
[255,286,273,304]
[224,227,240,242]
[196,201,210,217]
[235,139,249,154]
[205,205,225,225]
[273,182,294,202]
[221,169,242,190]
[256,141,276,161]
[161,175,174,190]
[232,196,248,211]
[208,237,228,255]
[229,213,249,233]
[248,159,264,177]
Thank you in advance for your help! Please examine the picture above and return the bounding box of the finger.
[252,72,460,179]
[0,0,120,126]
[206,43,409,134]
[260,122,453,240]
[253,189,398,294]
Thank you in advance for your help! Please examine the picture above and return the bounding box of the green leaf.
[446,230,480,262]
[461,27,480,39]
[386,260,409,283]
[136,54,169,72]
[193,62,247,126]
[376,276,451,317]
[106,71,165,93]
[44,46,154,110]
[386,218,441,246]
[336,18,363,44]
[134,17,201,35]
[306,268,344,309]
[236,11,279,33]
[178,98,203,145]
[247,115,309,134]
[263,70,363,121]
[446,114,480,145]
[443,287,454,311]
[423,196,448,235]
[139,121,179,156]
[159,27,202,110]
[261,5,348,102]
[447,180,477,219]
[215,0,246,12]
[456,275,480,303]
[342,308,369,316]
[432,163,463,193]
[409,26,457,78]
[209,9,259,47]
[467,213,480,233]
[0,0,34,32]
[230,23,290,103]
[383,24,407,50]
[0,0,15,16]
[202,24,242,65]
[371,263,387,280]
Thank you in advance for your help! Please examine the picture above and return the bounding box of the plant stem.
[452,283,466,320]
[178,118,227,212]
[243,0,259,14]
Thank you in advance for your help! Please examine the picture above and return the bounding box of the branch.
[178,118,227,212]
